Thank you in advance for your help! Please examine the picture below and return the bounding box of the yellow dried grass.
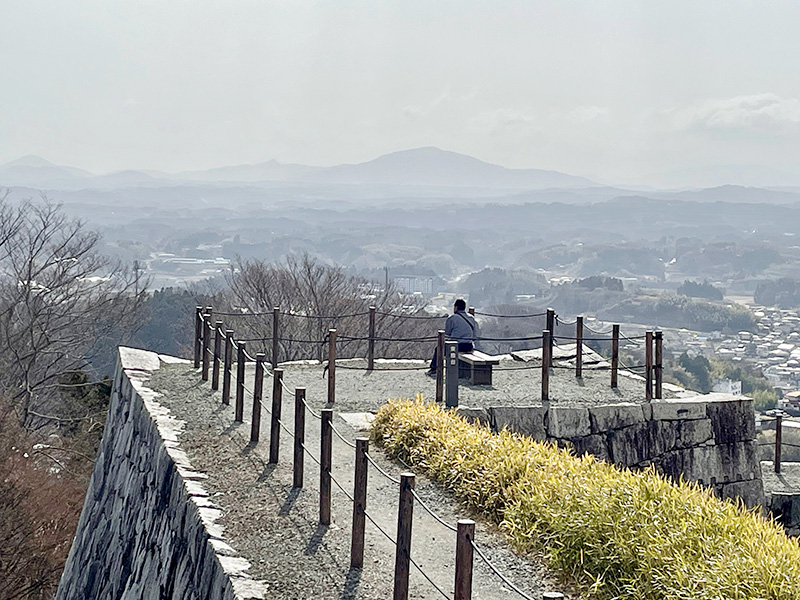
[371,397,800,600]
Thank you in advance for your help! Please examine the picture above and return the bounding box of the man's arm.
[444,315,455,337]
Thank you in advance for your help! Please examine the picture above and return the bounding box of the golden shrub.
[372,398,800,600]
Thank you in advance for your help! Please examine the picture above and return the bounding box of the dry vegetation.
[0,400,88,599]
[372,398,800,600]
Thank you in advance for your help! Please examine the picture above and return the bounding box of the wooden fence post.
[351,438,369,568]
[212,320,223,390]
[436,330,445,403]
[575,316,583,378]
[328,328,337,405]
[367,306,376,371]
[393,473,416,600]
[445,340,459,408]
[250,354,265,443]
[546,308,555,366]
[194,306,203,368]
[269,368,284,464]
[272,306,280,368]
[468,306,475,316]
[222,330,233,405]
[293,388,305,488]
[645,331,653,400]
[235,342,246,422]
[776,414,783,474]
[542,330,551,405]
[201,308,212,381]
[611,324,619,389]
[233,342,247,423]
[455,519,475,600]
[654,331,663,400]
[320,408,333,525]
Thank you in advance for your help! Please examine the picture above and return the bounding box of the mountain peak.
[3,155,60,168]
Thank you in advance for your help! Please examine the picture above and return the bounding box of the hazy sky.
[2,1,799,185]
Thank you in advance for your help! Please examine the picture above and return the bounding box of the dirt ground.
[146,361,580,600]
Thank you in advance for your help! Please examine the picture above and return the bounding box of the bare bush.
[0,195,145,426]
[0,398,85,599]
[224,254,442,361]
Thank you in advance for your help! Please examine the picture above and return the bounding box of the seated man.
[426,298,477,376]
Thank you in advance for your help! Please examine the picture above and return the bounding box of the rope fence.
[190,304,622,599]
[196,304,667,414]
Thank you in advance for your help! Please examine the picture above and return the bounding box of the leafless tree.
[224,254,442,361]
[0,195,145,425]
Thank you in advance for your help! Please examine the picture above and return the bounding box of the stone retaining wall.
[458,395,763,507]
[56,348,266,600]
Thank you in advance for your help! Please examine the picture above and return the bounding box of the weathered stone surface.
[655,441,760,495]
[119,346,161,372]
[489,406,547,440]
[674,418,714,449]
[568,434,609,461]
[455,406,491,427]
[547,406,591,439]
[57,348,266,600]
[770,492,800,529]
[650,399,707,421]
[718,479,765,508]
[706,397,756,444]
[589,403,645,433]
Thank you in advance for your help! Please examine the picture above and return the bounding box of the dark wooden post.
[212,320,223,390]
[194,306,203,368]
[269,368,284,464]
[776,414,783,474]
[436,330,445,403]
[367,306,376,371]
[611,324,620,389]
[250,354,265,443]
[654,331,663,399]
[271,306,280,368]
[645,331,653,400]
[327,328,336,405]
[542,330,551,405]
[468,306,475,316]
[445,340,459,408]
[575,316,583,378]
[235,341,246,422]
[351,438,369,568]
[393,473,415,600]
[320,408,333,525]
[546,308,555,366]
[201,308,212,381]
[293,388,305,488]
[222,330,233,405]
[455,519,475,600]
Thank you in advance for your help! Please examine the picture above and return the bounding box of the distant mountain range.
[4,151,800,208]
[0,148,596,191]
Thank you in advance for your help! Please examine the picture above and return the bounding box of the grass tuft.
[371,397,800,600]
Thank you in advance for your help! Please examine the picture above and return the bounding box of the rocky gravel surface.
[147,363,579,600]
[277,349,675,416]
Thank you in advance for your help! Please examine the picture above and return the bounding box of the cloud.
[568,105,608,122]
[470,108,537,131]
[670,93,800,133]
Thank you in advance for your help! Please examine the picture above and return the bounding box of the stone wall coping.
[118,346,268,599]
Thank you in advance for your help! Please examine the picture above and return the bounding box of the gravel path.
[147,362,578,600]
[277,345,675,416]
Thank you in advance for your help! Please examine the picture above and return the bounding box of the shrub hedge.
[371,398,800,600]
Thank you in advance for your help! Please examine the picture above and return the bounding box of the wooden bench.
[458,350,500,385]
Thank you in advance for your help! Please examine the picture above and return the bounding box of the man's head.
[453,298,467,312]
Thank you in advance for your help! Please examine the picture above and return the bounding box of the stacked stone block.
[57,348,265,600]
[458,396,763,508]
